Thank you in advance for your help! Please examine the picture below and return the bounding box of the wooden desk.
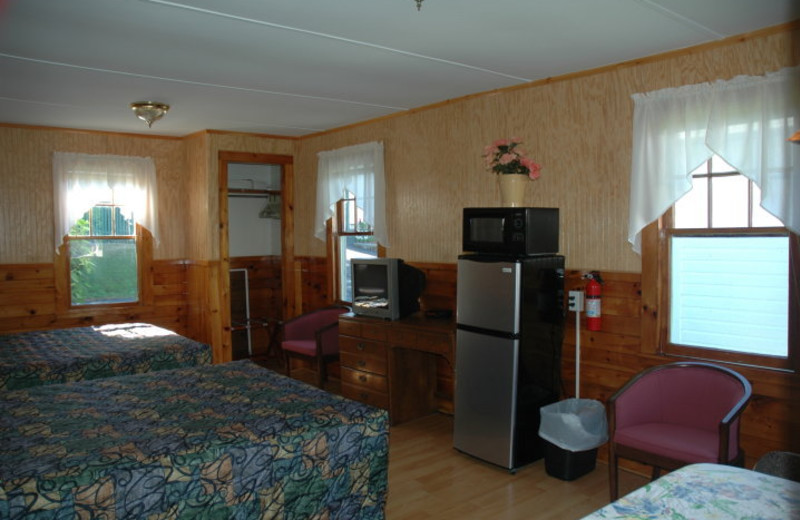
[339,313,455,425]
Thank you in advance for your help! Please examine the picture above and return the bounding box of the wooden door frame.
[218,151,295,362]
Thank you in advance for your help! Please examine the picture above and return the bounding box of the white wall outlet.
[568,290,584,312]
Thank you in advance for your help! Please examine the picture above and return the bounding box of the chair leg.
[284,352,292,378]
[651,466,661,481]
[731,450,746,467]
[609,446,619,501]
[316,356,325,389]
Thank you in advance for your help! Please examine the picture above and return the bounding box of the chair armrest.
[315,321,340,356]
[717,370,753,462]
[283,305,350,341]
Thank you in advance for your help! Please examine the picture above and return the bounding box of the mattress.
[0,322,211,390]
[0,360,389,519]
[581,463,800,519]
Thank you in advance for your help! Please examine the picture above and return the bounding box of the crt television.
[351,258,426,320]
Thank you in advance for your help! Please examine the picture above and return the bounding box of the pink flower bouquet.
[482,138,541,179]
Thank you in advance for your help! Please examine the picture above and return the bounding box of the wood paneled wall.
[0,126,295,360]
[295,259,798,469]
[291,258,800,467]
[560,269,800,467]
[292,258,458,316]
[0,260,190,335]
[293,256,330,314]
[290,24,798,272]
[0,126,188,263]
[229,256,282,357]
[0,24,796,468]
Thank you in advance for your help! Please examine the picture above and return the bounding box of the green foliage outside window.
[69,209,138,306]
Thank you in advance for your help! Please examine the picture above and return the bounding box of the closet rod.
[228,189,279,198]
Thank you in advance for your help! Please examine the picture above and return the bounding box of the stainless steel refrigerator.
[454,253,564,471]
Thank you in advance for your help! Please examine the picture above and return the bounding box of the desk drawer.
[338,319,361,337]
[341,382,389,410]
[360,322,387,341]
[341,367,388,393]
[340,350,387,375]
[340,335,387,357]
[339,318,387,341]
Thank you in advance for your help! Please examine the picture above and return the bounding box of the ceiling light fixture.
[130,101,170,128]
[414,0,423,11]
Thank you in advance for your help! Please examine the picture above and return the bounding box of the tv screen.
[353,262,390,310]
[351,258,425,320]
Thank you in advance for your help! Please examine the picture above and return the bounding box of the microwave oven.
[462,207,559,256]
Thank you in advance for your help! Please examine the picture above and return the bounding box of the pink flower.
[499,153,516,165]
[482,137,542,179]
[522,158,541,179]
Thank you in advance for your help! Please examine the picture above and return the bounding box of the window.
[315,142,386,304]
[53,152,158,308]
[330,192,378,303]
[629,67,799,372]
[661,156,797,370]
[315,141,388,247]
[67,191,138,306]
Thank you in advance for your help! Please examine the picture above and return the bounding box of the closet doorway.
[219,151,294,362]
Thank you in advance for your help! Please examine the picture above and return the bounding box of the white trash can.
[539,398,608,480]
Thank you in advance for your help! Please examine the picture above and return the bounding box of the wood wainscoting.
[313,261,797,470]
[0,260,190,335]
[229,256,283,358]
[561,270,800,468]
[3,256,797,469]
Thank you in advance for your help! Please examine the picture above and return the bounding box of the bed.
[581,463,800,519]
[0,360,389,519]
[0,322,212,390]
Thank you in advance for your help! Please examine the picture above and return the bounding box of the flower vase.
[498,174,528,207]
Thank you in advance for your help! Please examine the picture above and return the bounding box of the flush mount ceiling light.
[130,101,169,128]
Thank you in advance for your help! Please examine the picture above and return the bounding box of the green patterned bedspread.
[0,323,212,390]
[0,360,389,519]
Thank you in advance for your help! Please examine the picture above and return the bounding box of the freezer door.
[453,328,519,469]
[456,257,521,334]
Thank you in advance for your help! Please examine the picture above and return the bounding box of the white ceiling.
[0,0,797,137]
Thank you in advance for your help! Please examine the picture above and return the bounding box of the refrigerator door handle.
[456,323,519,340]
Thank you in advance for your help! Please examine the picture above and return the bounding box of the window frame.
[66,192,139,307]
[650,167,800,372]
[56,224,153,313]
[65,237,139,308]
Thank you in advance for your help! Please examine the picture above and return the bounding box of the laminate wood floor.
[386,413,648,520]
[251,360,648,518]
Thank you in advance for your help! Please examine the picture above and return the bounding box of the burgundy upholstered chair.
[607,361,752,500]
[281,305,350,389]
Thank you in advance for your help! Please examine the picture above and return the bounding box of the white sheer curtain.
[53,152,159,252]
[314,141,388,246]
[628,66,800,253]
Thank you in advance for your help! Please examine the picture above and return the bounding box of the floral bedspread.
[0,323,211,390]
[0,360,389,519]
[582,463,800,519]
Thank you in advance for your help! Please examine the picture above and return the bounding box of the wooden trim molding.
[218,151,295,361]
[639,220,661,355]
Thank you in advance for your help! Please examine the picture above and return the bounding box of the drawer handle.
[360,392,368,400]
[357,360,366,367]
[359,375,367,382]
[357,343,365,350]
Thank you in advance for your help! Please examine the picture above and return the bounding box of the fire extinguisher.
[585,272,603,331]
